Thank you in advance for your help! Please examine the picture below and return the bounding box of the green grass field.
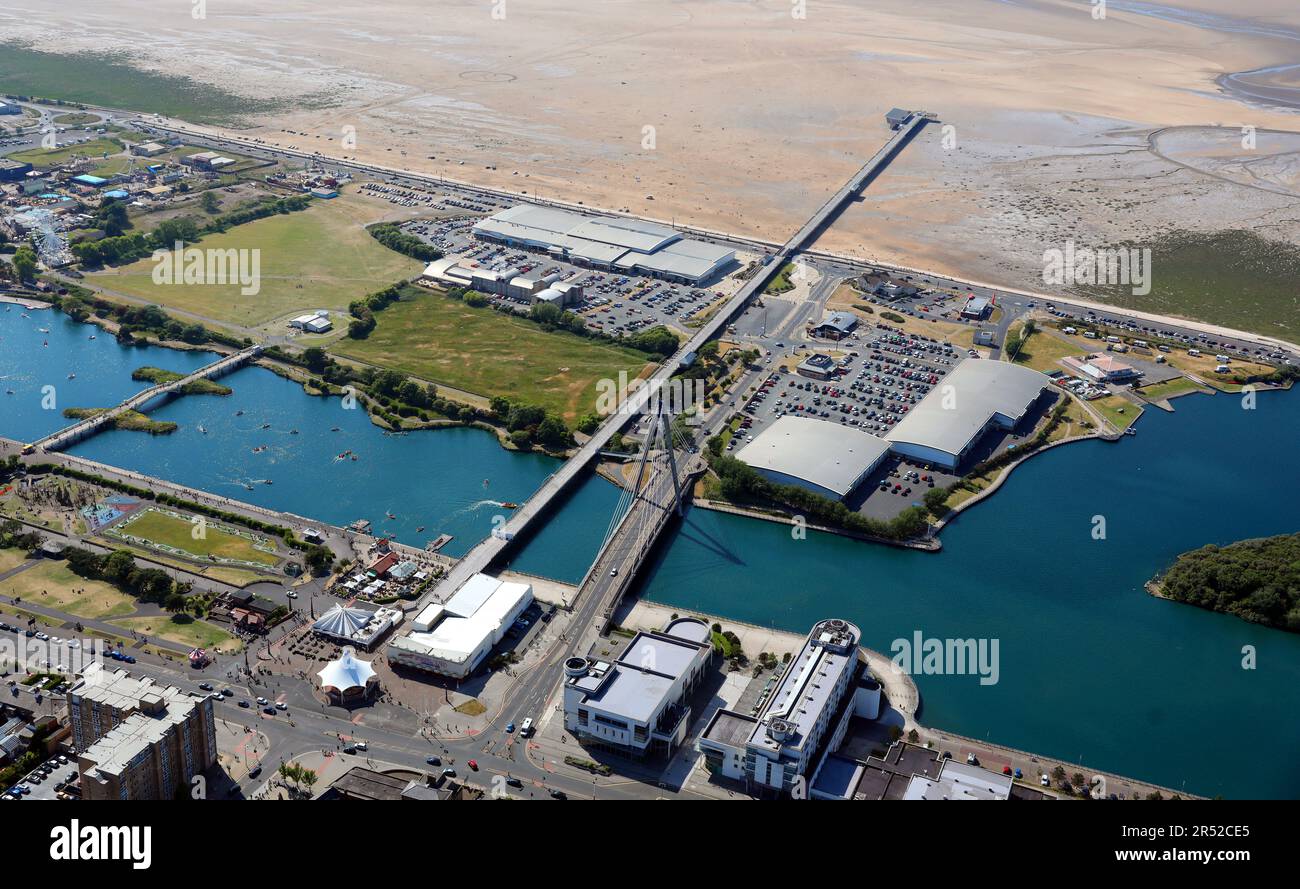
[9,136,123,168]
[765,263,796,294]
[1138,376,1204,401]
[333,287,655,422]
[0,547,31,574]
[1010,329,1088,373]
[88,190,422,326]
[0,561,138,620]
[1092,395,1142,431]
[53,112,102,126]
[109,615,239,654]
[111,508,281,567]
[0,43,266,124]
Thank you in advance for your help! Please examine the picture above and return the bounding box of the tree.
[200,190,220,214]
[96,201,130,237]
[12,245,37,283]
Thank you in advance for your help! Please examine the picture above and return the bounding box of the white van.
[1215,364,1230,373]
[1105,335,1121,344]
[520,717,534,737]
[1215,354,1230,363]
[1083,330,1098,339]
[1063,326,1077,335]
[1188,348,1201,357]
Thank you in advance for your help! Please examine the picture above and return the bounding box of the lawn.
[89,156,136,178]
[765,263,796,294]
[8,137,123,168]
[109,615,240,654]
[0,560,138,620]
[1046,396,1096,443]
[108,508,281,567]
[1010,328,1088,373]
[1137,376,1205,401]
[88,189,423,326]
[53,112,102,126]
[333,287,656,422]
[1162,351,1277,392]
[1092,395,1142,431]
[0,548,31,574]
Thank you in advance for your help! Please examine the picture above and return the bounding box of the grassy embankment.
[333,286,655,424]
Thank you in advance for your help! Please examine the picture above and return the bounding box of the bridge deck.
[33,345,262,451]
[429,114,928,600]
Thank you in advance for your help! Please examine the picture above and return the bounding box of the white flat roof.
[885,359,1050,459]
[398,574,531,665]
[737,415,890,497]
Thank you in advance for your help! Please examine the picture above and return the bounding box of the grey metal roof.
[816,311,858,332]
[885,359,1049,459]
[737,415,890,497]
[473,204,733,281]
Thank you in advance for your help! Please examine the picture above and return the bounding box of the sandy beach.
[5,0,1300,313]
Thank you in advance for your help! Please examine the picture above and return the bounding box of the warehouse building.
[472,204,735,285]
[737,415,891,501]
[387,574,532,678]
[289,310,333,333]
[0,158,32,182]
[563,617,713,757]
[884,360,1051,470]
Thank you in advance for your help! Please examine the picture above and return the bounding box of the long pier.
[31,345,263,452]
[430,112,931,598]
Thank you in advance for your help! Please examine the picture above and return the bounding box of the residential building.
[698,619,876,795]
[68,665,216,801]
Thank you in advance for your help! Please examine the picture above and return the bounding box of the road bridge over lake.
[429,113,930,599]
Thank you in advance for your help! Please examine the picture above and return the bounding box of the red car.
[468,759,479,771]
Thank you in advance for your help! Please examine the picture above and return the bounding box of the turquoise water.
[62,365,561,557]
[631,391,1300,799]
[0,309,561,557]
[507,472,625,582]
[0,306,214,441]
[6,306,1300,797]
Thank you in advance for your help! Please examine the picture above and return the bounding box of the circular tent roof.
[316,646,377,692]
[312,603,373,639]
